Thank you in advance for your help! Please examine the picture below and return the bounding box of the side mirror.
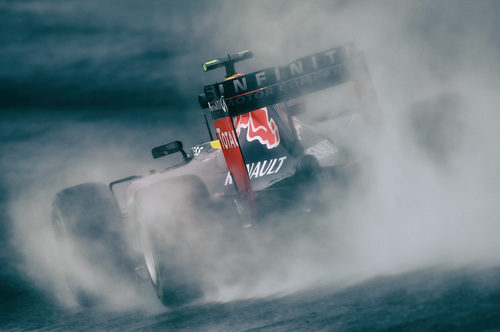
[198,93,209,109]
[152,140,187,159]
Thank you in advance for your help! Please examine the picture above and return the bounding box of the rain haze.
[1,0,500,330]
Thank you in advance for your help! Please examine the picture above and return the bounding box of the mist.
[2,0,500,310]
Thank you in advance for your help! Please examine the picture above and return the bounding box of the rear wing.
[199,44,380,121]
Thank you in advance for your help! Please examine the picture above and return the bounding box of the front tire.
[135,175,211,307]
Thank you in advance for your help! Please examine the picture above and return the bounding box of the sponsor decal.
[224,65,347,111]
[225,156,287,186]
[190,145,204,157]
[202,44,356,116]
[222,45,353,98]
[216,127,239,149]
[305,140,338,159]
[233,107,280,149]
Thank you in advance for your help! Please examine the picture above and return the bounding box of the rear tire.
[52,182,132,306]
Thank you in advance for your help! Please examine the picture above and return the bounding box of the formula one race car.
[51,44,380,307]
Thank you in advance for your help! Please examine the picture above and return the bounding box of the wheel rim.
[139,224,158,285]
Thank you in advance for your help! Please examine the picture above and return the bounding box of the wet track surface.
[2,267,500,331]
[2,1,500,330]
[3,109,500,330]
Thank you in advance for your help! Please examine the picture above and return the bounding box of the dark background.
[1,1,500,330]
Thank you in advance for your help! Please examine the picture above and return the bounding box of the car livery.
[51,44,381,308]
[234,107,280,149]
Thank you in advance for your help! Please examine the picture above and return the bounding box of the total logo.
[216,127,239,149]
[233,107,280,149]
[225,156,287,186]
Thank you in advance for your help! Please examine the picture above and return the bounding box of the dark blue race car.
[51,44,381,307]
